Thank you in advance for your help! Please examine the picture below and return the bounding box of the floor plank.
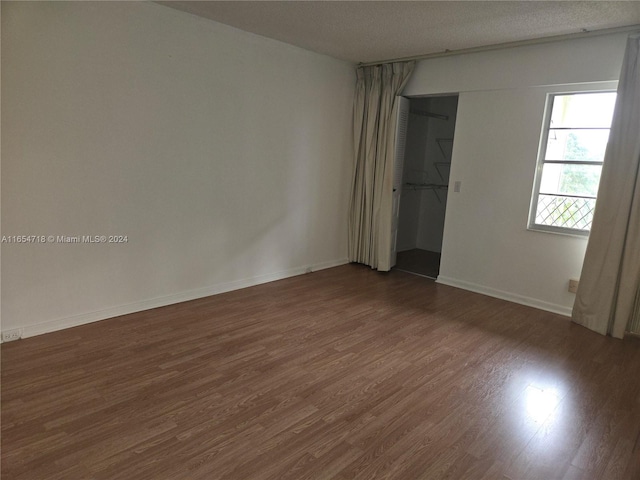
[2,264,639,479]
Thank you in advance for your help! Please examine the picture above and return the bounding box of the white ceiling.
[159,1,640,64]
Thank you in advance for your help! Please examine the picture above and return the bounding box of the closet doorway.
[395,95,458,279]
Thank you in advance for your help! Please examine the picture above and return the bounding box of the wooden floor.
[2,264,640,480]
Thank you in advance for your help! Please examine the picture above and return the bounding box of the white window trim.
[527,89,616,237]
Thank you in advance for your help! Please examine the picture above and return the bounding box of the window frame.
[528,90,616,237]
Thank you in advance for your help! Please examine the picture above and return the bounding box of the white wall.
[1,2,354,337]
[403,33,627,315]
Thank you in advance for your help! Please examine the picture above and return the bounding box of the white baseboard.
[309,258,349,272]
[13,258,349,340]
[436,276,573,317]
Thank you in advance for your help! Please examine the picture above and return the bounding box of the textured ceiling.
[159,1,640,64]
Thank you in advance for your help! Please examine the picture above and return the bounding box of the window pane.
[530,91,616,234]
[539,163,602,197]
[535,194,596,230]
[550,92,616,129]
[545,129,610,162]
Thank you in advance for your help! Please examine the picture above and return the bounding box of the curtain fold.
[629,284,640,335]
[348,62,414,271]
[572,33,640,338]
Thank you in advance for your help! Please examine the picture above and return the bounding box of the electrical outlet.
[568,279,579,294]
[2,329,23,342]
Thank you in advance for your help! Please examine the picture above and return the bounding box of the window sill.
[527,225,590,238]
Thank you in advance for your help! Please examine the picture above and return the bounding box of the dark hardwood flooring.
[2,264,640,479]
[396,249,441,278]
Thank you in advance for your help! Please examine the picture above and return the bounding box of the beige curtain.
[572,33,640,338]
[629,285,640,335]
[348,62,414,271]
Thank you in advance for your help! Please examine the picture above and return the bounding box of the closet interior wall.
[397,96,458,253]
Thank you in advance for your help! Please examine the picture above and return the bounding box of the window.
[529,91,617,235]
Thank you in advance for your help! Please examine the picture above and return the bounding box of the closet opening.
[395,95,459,279]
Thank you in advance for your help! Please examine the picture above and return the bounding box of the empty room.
[2,1,640,479]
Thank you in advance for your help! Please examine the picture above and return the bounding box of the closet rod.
[410,109,448,121]
[404,182,448,190]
